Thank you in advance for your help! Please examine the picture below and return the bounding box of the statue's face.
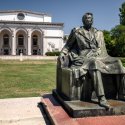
[83,14,93,27]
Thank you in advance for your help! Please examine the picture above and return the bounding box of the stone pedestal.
[41,93,125,125]
[53,89,125,118]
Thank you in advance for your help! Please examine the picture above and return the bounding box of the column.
[28,31,31,55]
[42,32,45,56]
[12,31,16,55]
[41,35,43,56]
[43,37,46,56]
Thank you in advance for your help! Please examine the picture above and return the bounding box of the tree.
[103,30,116,56]
[110,25,125,56]
[105,2,125,57]
[119,2,125,25]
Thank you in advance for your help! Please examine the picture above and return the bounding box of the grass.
[0,60,56,99]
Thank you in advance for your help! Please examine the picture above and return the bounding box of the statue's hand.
[96,48,101,56]
[59,52,69,67]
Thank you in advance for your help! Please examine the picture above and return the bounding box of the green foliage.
[110,25,125,56]
[111,25,125,38]
[103,2,125,57]
[103,30,118,56]
[119,2,125,25]
[103,30,113,55]
[45,51,60,56]
[103,24,125,57]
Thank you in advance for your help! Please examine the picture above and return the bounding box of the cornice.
[0,21,64,27]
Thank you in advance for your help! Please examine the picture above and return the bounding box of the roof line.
[0,10,51,16]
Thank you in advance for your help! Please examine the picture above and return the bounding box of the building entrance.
[33,49,38,55]
[4,49,9,55]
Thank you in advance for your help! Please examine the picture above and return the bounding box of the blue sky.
[0,0,124,34]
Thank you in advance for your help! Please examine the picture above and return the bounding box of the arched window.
[18,34,24,46]
[3,34,9,46]
[32,35,38,46]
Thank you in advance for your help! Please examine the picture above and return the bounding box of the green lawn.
[0,60,56,99]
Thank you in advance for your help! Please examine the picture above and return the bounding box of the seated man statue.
[59,12,125,109]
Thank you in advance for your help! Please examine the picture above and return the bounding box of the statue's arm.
[58,29,76,66]
[61,28,76,55]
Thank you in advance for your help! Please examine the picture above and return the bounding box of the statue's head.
[82,12,93,28]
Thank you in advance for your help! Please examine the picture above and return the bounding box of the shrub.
[45,51,60,56]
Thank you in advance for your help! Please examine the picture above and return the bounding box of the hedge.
[45,51,60,56]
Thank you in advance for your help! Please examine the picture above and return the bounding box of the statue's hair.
[82,12,93,23]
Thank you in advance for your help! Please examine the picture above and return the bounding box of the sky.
[0,0,125,34]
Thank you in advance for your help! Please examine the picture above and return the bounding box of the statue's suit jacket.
[61,26,125,78]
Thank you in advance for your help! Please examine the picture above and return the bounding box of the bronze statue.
[59,12,125,109]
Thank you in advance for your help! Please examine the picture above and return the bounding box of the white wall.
[44,29,63,37]
[43,37,63,55]
[42,29,64,55]
[24,14,44,22]
[0,13,52,22]
[44,16,52,22]
[0,14,16,21]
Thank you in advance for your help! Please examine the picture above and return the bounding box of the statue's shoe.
[99,96,110,109]
[118,95,125,101]
[99,100,110,109]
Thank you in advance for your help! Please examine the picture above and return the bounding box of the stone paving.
[2,95,125,125]
[0,97,50,125]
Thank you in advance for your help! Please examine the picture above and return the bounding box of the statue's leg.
[80,75,92,101]
[118,75,125,101]
[89,70,110,109]
[92,70,105,96]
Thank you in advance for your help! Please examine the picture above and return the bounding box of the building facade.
[0,10,64,55]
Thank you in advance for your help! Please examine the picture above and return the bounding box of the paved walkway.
[0,97,49,125]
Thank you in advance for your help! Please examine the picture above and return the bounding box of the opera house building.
[0,10,64,56]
